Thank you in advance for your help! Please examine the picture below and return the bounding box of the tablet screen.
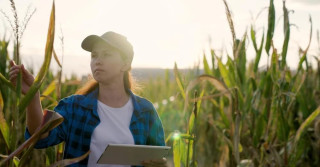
[97,144,171,165]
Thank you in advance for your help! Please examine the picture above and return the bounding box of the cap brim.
[81,35,110,52]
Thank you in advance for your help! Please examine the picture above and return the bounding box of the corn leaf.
[289,106,320,165]
[271,48,279,80]
[188,139,194,166]
[40,79,56,101]
[265,0,275,55]
[0,92,10,149]
[276,99,289,142]
[48,151,90,167]
[289,137,307,167]
[294,106,320,147]
[210,49,217,75]
[56,142,65,162]
[281,0,290,69]
[227,56,238,87]
[165,132,174,143]
[253,30,264,73]
[219,96,230,129]
[203,54,213,75]
[234,34,247,85]
[296,16,312,76]
[0,73,15,90]
[18,143,35,167]
[53,48,62,68]
[251,25,258,52]
[19,2,55,112]
[217,57,235,88]
[13,157,19,167]
[0,109,63,165]
[0,40,9,75]
[253,111,267,146]
[184,75,231,113]
[173,139,181,167]
[188,90,204,135]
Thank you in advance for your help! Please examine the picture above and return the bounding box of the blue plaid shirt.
[25,88,165,166]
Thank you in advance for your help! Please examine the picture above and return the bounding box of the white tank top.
[87,97,135,167]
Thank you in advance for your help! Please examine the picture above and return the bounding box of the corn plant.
[168,0,320,166]
[0,1,89,166]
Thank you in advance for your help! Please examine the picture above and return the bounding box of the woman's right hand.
[9,60,35,95]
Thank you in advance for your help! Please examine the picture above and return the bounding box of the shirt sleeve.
[147,105,165,146]
[24,96,72,149]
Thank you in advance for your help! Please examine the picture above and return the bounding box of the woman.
[9,31,167,167]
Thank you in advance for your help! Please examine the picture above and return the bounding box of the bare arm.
[26,91,44,135]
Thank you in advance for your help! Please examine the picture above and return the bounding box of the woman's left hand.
[141,157,167,167]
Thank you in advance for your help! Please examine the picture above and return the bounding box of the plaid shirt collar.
[77,87,145,125]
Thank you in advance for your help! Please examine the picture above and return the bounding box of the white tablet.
[97,144,171,165]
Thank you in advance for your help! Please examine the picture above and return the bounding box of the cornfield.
[1,0,320,166]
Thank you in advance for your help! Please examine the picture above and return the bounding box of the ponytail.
[124,71,132,94]
[75,78,99,95]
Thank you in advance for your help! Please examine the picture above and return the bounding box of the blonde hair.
[75,71,136,95]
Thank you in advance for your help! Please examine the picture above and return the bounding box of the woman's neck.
[98,82,129,108]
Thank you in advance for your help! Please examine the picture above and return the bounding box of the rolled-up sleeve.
[24,96,72,149]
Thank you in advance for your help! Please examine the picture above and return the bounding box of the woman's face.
[90,41,128,84]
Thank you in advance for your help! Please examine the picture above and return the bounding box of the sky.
[0,0,319,78]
